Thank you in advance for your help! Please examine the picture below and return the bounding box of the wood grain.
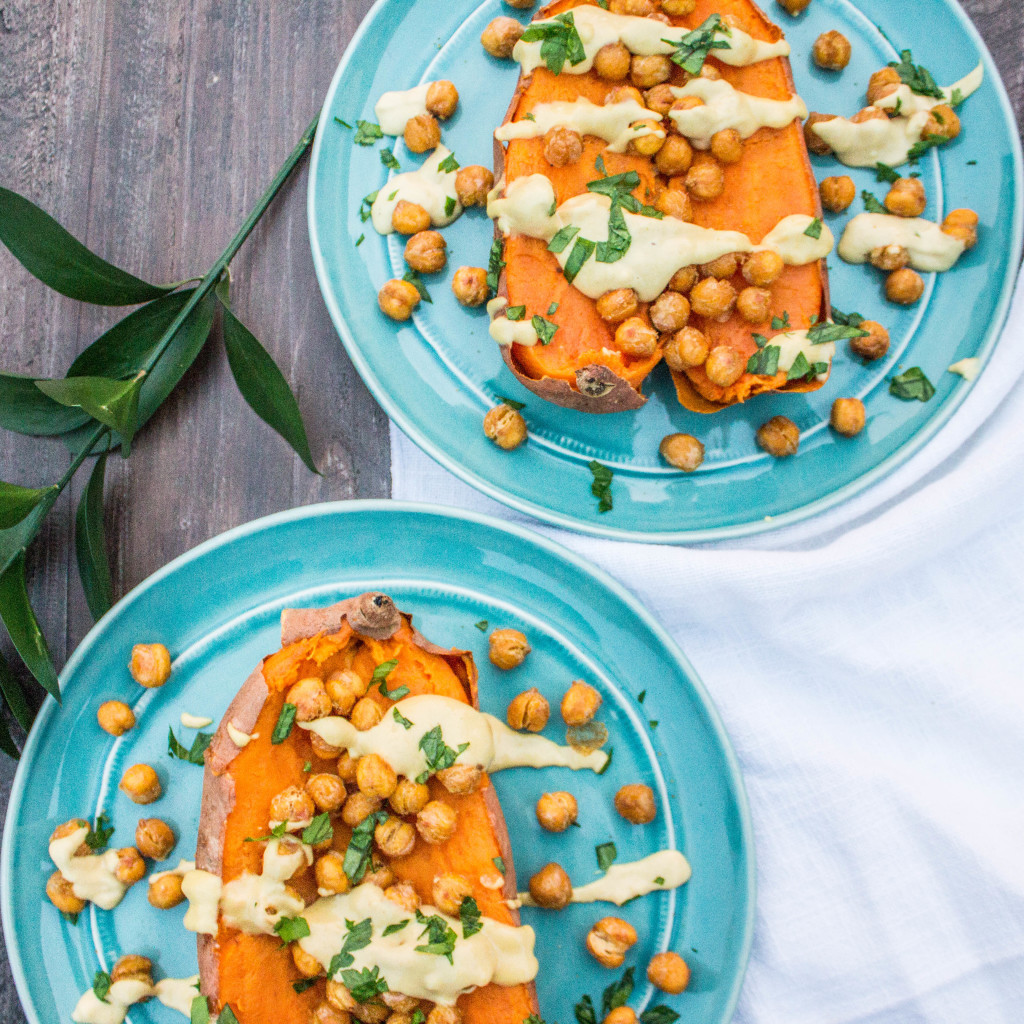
[0,0,1020,1019]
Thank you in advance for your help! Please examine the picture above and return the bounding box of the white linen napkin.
[390,269,1024,1022]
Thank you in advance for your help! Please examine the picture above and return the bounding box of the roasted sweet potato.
[196,592,537,1024]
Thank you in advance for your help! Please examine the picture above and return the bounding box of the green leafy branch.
[0,115,322,757]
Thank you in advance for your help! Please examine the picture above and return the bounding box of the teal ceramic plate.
[308,0,1022,542]
[1,502,753,1024]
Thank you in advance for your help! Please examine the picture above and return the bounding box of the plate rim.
[307,0,1024,544]
[1,498,757,1024]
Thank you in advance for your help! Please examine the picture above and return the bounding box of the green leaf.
[84,812,114,851]
[415,909,458,963]
[830,306,865,327]
[520,12,587,74]
[589,460,613,514]
[547,225,581,255]
[601,967,634,1015]
[343,810,389,882]
[92,970,112,1003]
[292,978,319,994]
[0,482,54,531]
[598,746,613,775]
[0,714,18,759]
[531,315,558,346]
[493,856,506,874]
[218,1007,240,1024]
[218,298,318,474]
[0,187,172,306]
[274,914,311,945]
[890,366,936,402]
[575,994,597,1024]
[862,190,887,214]
[416,725,469,783]
[640,1007,680,1024]
[168,726,213,765]
[35,375,143,455]
[786,351,813,382]
[804,218,823,239]
[190,996,211,1024]
[596,841,617,872]
[664,14,731,75]
[354,121,384,145]
[0,552,59,701]
[875,162,901,184]
[341,965,389,1002]
[474,619,490,630]
[272,703,298,744]
[75,454,113,620]
[907,134,947,162]
[459,896,483,938]
[302,812,334,846]
[380,148,401,171]
[402,269,433,304]
[0,372,90,437]
[747,344,781,376]
[564,237,596,284]
[505,305,526,321]
[888,49,944,98]
[487,239,506,295]
[393,707,414,730]
[807,322,869,345]
[329,917,375,973]
[383,919,409,936]
[0,650,33,732]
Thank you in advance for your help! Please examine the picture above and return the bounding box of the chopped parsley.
[416,726,469,784]
[771,311,791,331]
[786,351,828,383]
[495,397,525,411]
[302,812,334,846]
[292,978,319,994]
[640,1008,680,1024]
[602,967,635,1015]
[862,190,887,214]
[487,239,505,294]
[168,726,213,765]
[274,915,311,946]
[663,14,731,75]
[649,719,659,729]
[340,965,389,1002]
[637,689,646,704]
[437,152,460,173]
[589,461,613,513]
[598,746,613,775]
[596,842,618,872]
[303,761,312,773]
[445,196,457,217]
[359,191,379,223]
[547,302,559,316]
[92,971,112,1004]
[519,12,587,75]
[951,87,965,107]
[244,821,288,843]
[328,917,374,973]
[890,366,936,402]
[531,315,558,345]
[747,340,781,377]
[343,811,389,882]
[493,856,506,874]
[84,813,114,852]
[459,896,483,938]
[402,269,433,304]
[888,49,944,98]
[564,236,596,283]
[415,909,458,963]
[654,876,666,885]
[393,707,414,730]
[272,703,297,744]
[875,161,901,184]
[547,224,581,254]
[380,148,400,171]
[355,233,365,247]
[505,305,527,321]
[353,120,384,145]
[804,217,823,239]
[190,995,210,1024]
[575,994,598,1024]
[831,306,865,327]
[383,920,410,936]
[373,659,409,700]
[334,117,352,129]
[907,134,947,162]
[219,1007,240,1024]
[807,320,869,345]
[474,619,490,630]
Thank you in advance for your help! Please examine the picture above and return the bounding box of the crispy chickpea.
[46,871,86,914]
[312,1005,349,1024]
[776,0,811,13]
[97,700,135,736]
[375,816,416,858]
[648,952,691,993]
[528,863,572,909]
[595,43,632,82]
[850,320,890,361]
[630,54,671,89]
[650,292,690,334]
[351,697,384,731]
[804,112,836,156]
[596,288,639,324]
[867,67,901,105]
[308,773,347,813]
[741,250,783,288]
[287,677,332,723]
[886,268,924,305]
[489,628,531,669]
[615,783,657,823]
[356,754,398,800]
[455,166,494,208]
[605,85,645,108]
[426,80,458,120]
[670,95,703,115]
[604,1010,638,1024]
[311,731,343,760]
[586,916,639,968]
[885,177,926,218]
[923,103,960,140]
[737,287,771,325]
[663,327,709,371]
[813,30,851,71]
[390,778,430,816]
[405,231,447,274]
[384,881,420,913]
[851,106,888,124]
[690,278,736,321]
[819,175,856,213]
[662,0,697,13]
[378,279,421,321]
[507,688,550,732]
[610,0,655,12]
[710,128,743,164]
[436,764,483,796]
[337,751,360,784]
[393,201,431,236]
[654,189,693,222]
[831,398,867,437]
[701,252,739,280]
[50,818,90,855]
[326,668,366,716]
[112,954,153,985]
[416,801,458,844]
[655,135,694,178]
[271,785,315,824]
[685,159,725,202]
[561,681,602,726]
[130,643,171,688]
[404,113,440,154]
[293,943,324,979]
[536,791,578,832]
[615,318,659,358]
[135,818,175,860]
[660,434,705,472]
[942,208,979,249]
[114,847,146,886]
[544,126,583,167]
[451,266,489,307]
[362,861,395,890]
[704,344,745,387]
[426,1008,462,1024]
[316,851,352,895]
[869,244,910,272]
[756,416,800,457]
[628,120,666,158]
[328,982,388,1024]
[148,872,185,909]
[644,85,676,116]
[484,405,528,451]
[432,872,473,915]
[668,265,698,294]
[120,763,161,805]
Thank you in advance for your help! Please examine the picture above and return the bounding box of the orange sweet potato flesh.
[204,609,536,1024]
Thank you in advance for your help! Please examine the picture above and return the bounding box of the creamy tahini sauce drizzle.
[371,147,462,235]
[759,214,835,265]
[495,97,664,153]
[763,330,836,380]
[374,82,432,135]
[149,859,195,886]
[811,111,931,168]
[668,78,807,149]
[875,62,984,117]
[302,694,607,776]
[949,357,981,381]
[299,883,537,1005]
[50,827,127,911]
[488,297,540,348]
[71,976,200,1024]
[838,213,965,272]
[513,7,788,76]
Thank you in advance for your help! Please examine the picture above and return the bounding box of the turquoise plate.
[308,0,1022,542]
[1,502,753,1024]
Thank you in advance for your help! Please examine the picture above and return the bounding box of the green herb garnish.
[168,726,213,765]
[475,619,490,630]
[596,841,618,872]
[531,315,558,346]
[393,707,414,730]
[487,239,505,294]
[272,703,297,744]
[602,967,635,1015]
[353,120,384,145]
[862,190,887,214]
[771,311,791,331]
[804,217,823,239]
[328,917,374,973]
[341,966,389,1002]
[807,321,869,345]
[84,812,114,852]
[640,1008,680,1024]
[445,196,457,218]
[92,971,112,1004]
[302,812,334,846]
[373,658,409,700]
[380,148,400,171]
[547,224,581,254]
[292,978,319,994]
[888,49,944,98]
[589,461,613,513]
[437,152,460,173]
[831,306,865,327]
[747,344,781,376]
[890,366,936,402]
[384,920,410,936]
[402,270,433,304]
[334,117,352,129]
[415,909,458,963]
[663,14,731,75]
[519,12,587,74]
[416,726,469,784]
[274,915,311,945]
[343,811,389,882]
[875,162,901,184]
[459,896,483,938]
[505,305,527,321]
[563,236,596,283]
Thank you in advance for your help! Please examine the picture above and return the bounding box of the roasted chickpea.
[610,0,655,12]
[404,113,440,154]
[287,677,332,723]
[311,731,343,760]
[293,943,324,979]
[736,287,771,324]
[869,244,910,272]
[384,881,420,913]
[148,872,185,909]
[312,1004,349,1024]
[649,292,690,333]
[431,872,473,915]
[112,954,153,986]
[741,250,783,287]
[660,434,705,472]
[647,952,691,993]
[114,847,146,886]
[451,266,489,307]
[662,0,697,13]
[704,344,745,387]
[416,801,458,844]
[850,320,890,361]
[663,327,709,371]
[97,700,135,736]
[46,871,86,914]
[654,189,693,222]
[942,208,979,249]
[756,416,800,457]
[489,628,531,669]
[605,85,645,108]
[536,791,578,832]
[392,201,431,236]
[615,318,659,358]
[328,981,388,1024]
[356,754,398,801]
[426,1008,462,1024]
[426,80,459,120]
[50,818,90,855]
[390,778,431,816]
[710,128,743,164]
[455,166,494,208]
[813,30,851,71]
[804,112,836,156]
[596,288,639,325]
[776,0,811,14]
[316,851,352,895]
[135,818,175,860]
[604,1009,638,1024]
[867,67,901,105]
[851,106,888,124]
[405,231,447,274]
[544,126,583,167]
[561,682,602,726]
[271,785,315,824]
[819,175,856,213]
[308,773,347,813]
[630,55,671,89]
[436,764,483,795]
[326,668,366,716]
[529,863,572,909]
[375,816,416,858]
[923,104,960,140]
[628,120,666,158]
[690,278,736,321]
[700,252,739,280]
[885,177,926,218]
[361,861,395,890]
[831,398,867,437]
[481,16,524,58]
[507,688,550,732]
[668,265,698,294]
[643,85,676,116]
[886,267,924,305]
[130,643,171,688]
[594,42,632,81]
[670,95,703,115]
[120,763,162,805]
[586,916,639,968]
[615,783,657,823]
[351,697,384,731]
[337,751,360,784]
[685,160,725,202]
[378,279,421,321]
[655,136,694,178]
[484,405,528,451]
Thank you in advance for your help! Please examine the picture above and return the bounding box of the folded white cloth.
[391,270,1024,1022]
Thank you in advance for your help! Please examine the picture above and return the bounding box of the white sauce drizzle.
[226,722,252,748]
[371,147,462,235]
[758,214,835,265]
[49,827,127,911]
[180,712,213,729]
[764,330,836,380]
[148,858,195,886]
[875,63,984,117]
[811,111,931,168]
[488,297,540,349]
[512,7,788,77]
[668,78,807,149]
[949,357,981,381]
[495,97,664,153]
[838,213,965,272]
[181,868,222,936]
[301,694,607,776]
[374,82,432,136]
[71,976,200,1024]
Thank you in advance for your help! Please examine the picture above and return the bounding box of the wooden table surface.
[0,0,1020,1017]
